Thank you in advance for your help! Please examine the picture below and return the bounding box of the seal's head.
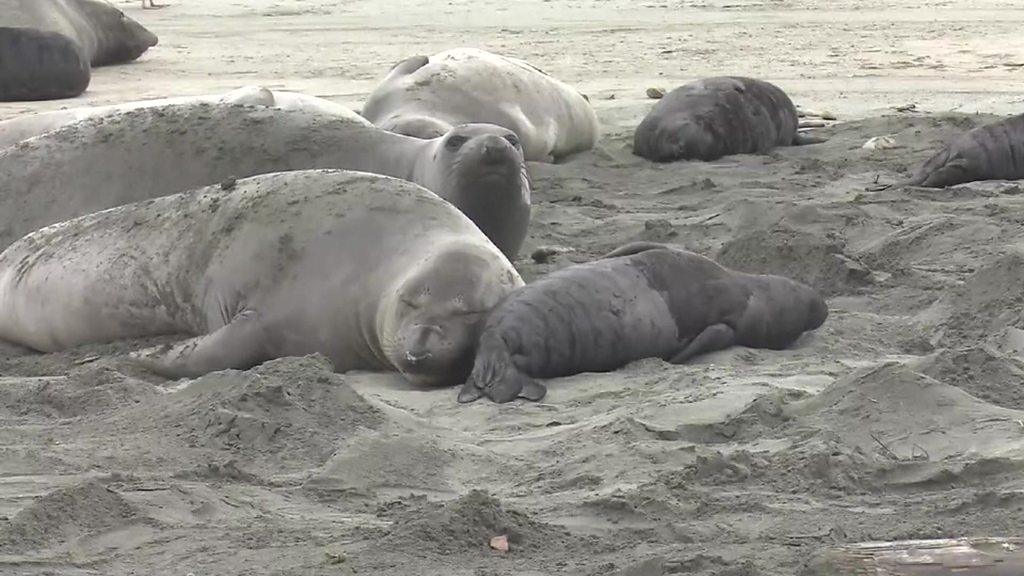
[378,243,522,387]
[635,115,719,162]
[425,123,531,258]
[75,0,159,65]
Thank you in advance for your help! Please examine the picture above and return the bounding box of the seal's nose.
[403,324,444,364]
[480,135,511,164]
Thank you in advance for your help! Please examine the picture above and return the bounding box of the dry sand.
[2,0,1024,574]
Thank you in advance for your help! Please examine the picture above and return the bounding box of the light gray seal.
[0,0,158,101]
[0,170,524,385]
[458,242,828,403]
[901,113,1024,188]
[633,76,826,162]
[362,47,599,163]
[0,102,530,259]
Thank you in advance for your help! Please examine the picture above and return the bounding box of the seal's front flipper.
[602,242,676,259]
[793,132,829,146]
[669,323,736,364]
[127,310,270,378]
[459,335,547,404]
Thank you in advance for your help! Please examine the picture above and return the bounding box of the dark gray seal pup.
[901,113,1024,188]
[633,76,825,162]
[458,242,828,403]
[0,102,530,259]
[0,0,158,101]
[0,170,523,386]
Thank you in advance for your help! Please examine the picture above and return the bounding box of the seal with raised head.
[458,242,828,403]
[0,86,369,148]
[0,170,524,385]
[0,0,158,101]
[633,76,826,162]
[900,113,1024,188]
[362,47,599,163]
[0,102,530,259]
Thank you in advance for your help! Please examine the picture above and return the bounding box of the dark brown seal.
[903,113,1024,188]
[633,76,825,162]
[458,242,828,403]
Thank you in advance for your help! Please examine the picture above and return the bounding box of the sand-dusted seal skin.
[362,47,599,163]
[0,86,370,148]
[902,113,1024,188]
[0,102,530,259]
[633,76,825,162]
[458,242,828,403]
[0,170,524,385]
[0,0,158,101]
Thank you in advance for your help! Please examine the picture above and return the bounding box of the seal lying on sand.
[458,242,828,403]
[633,76,825,162]
[362,47,599,162]
[0,0,157,101]
[0,170,524,385]
[0,86,369,148]
[901,113,1024,188]
[0,103,530,259]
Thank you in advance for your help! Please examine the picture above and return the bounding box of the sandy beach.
[1,0,1024,574]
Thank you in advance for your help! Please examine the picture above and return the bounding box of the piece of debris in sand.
[894,103,917,112]
[489,534,510,552]
[862,135,899,150]
[646,87,666,99]
[807,537,1024,575]
[531,246,573,264]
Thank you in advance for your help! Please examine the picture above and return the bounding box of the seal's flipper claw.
[127,309,269,378]
[669,323,736,364]
[457,381,485,403]
[518,379,548,402]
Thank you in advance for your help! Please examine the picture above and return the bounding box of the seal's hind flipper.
[126,310,270,378]
[602,241,675,259]
[669,323,736,364]
[388,55,430,75]
[793,132,829,146]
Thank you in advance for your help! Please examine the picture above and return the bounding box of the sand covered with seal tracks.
[2,0,1024,575]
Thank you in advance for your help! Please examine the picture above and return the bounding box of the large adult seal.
[0,170,524,385]
[0,86,369,148]
[0,0,158,101]
[0,102,530,259]
[900,113,1024,188]
[362,47,599,163]
[633,76,825,162]
[458,242,828,403]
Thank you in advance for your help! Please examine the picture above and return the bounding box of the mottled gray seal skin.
[0,103,530,259]
[633,76,825,162]
[458,242,828,403]
[0,170,524,386]
[0,0,158,101]
[903,113,1024,188]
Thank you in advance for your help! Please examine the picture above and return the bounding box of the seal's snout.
[403,324,443,363]
[477,135,516,165]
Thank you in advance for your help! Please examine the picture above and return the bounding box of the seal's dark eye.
[446,136,468,151]
[504,134,519,147]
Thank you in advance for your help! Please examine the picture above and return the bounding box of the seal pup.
[362,47,599,163]
[900,113,1024,188]
[0,0,158,101]
[0,170,524,385]
[0,86,369,148]
[0,103,530,259]
[633,76,826,162]
[458,242,828,403]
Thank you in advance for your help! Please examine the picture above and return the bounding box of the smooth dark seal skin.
[633,76,825,162]
[0,0,158,101]
[902,113,1024,188]
[458,242,828,404]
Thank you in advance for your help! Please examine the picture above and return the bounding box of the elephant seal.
[0,170,524,385]
[0,86,369,148]
[633,76,826,162]
[1,0,158,101]
[0,102,530,259]
[901,113,1024,188]
[458,242,828,403]
[362,47,599,162]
